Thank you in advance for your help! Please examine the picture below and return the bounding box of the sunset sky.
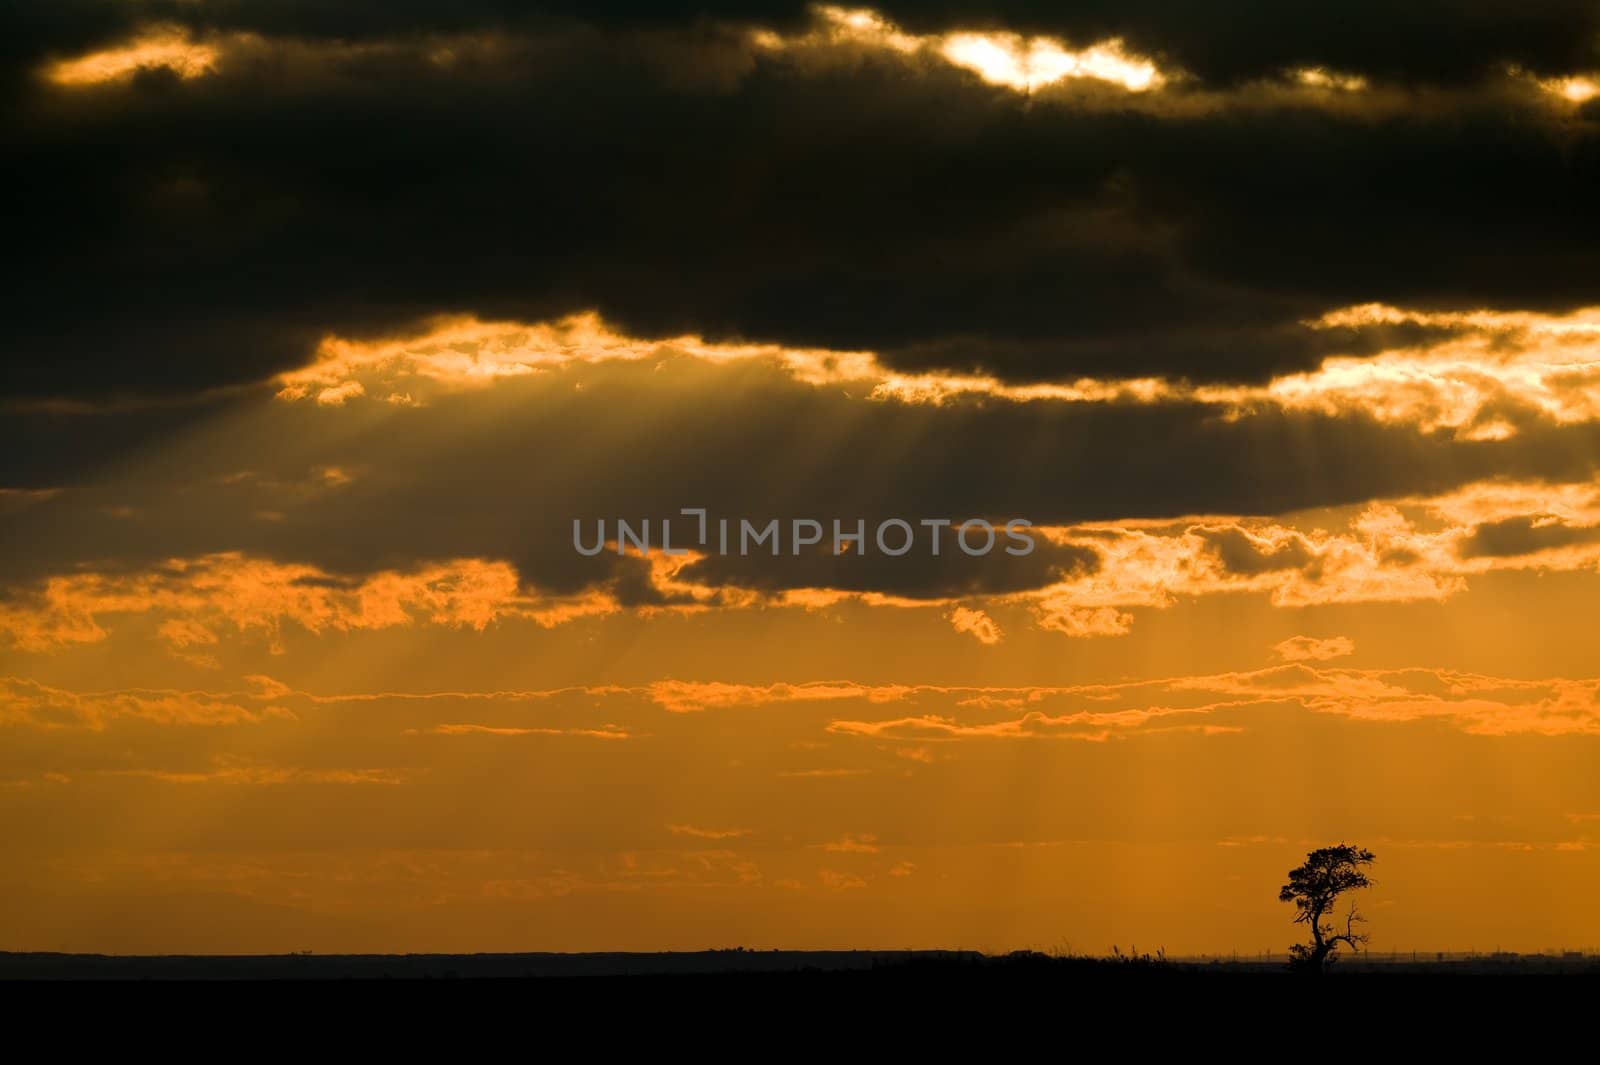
[5,2,1600,955]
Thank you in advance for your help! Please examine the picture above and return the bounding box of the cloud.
[1033,604,1134,639]
[756,6,1165,93]
[776,767,873,778]
[1191,524,1317,575]
[1273,636,1356,663]
[248,304,1600,453]
[947,606,1003,644]
[17,332,1600,605]
[1457,516,1600,559]
[0,676,291,729]
[824,664,1600,739]
[17,474,1600,650]
[672,526,1095,600]
[1020,482,1600,627]
[826,705,1226,742]
[13,658,1600,739]
[819,833,880,853]
[666,824,752,840]
[8,6,1600,411]
[20,4,1600,91]
[8,7,1600,653]
[841,4,1600,88]
[45,24,222,85]
[104,758,407,786]
[418,723,631,740]
[0,553,617,653]
[647,680,911,714]
[817,869,869,890]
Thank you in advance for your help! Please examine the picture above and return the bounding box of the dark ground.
[4,947,1597,980]
[4,950,1592,1050]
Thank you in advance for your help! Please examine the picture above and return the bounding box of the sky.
[3,1,1600,956]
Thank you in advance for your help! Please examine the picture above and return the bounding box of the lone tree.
[1279,844,1375,974]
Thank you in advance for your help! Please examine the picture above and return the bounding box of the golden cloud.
[1273,635,1357,663]
[758,6,1164,94]
[0,553,616,654]
[0,676,291,730]
[276,303,1600,445]
[946,606,1003,645]
[11,659,1600,738]
[47,26,222,86]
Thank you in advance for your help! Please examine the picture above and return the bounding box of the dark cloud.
[869,2,1600,86]
[1458,516,1600,559]
[3,10,1598,410]
[1192,526,1316,575]
[12,4,1598,86]
[5,3,1600,600]
[674,524,1096,598]
[7,359,1600,598]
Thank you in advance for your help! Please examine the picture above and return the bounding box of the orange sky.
[6,3,1600,956]
[6,309,1600,954]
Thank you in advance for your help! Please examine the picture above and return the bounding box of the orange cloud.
[755,7,1165,94]
[419,723,630,740]
[817,869,869,890]
[47,26,222,86]
[667,824,752,840]
[946,606,1003,645]
[10,475,1600,657]
[0,553,616,654]
[819,833,880,853]
[274,311,880,406]
[827,702,1233,742]
[106,759,406,786]
[273,302,1600,446]
[647,680,912,714]
[821,665,1600,740]
[43,25,527,92]
[1015,480,1600,637]
[1034,603,1134,638]
[12,659,1599,740]
[0,676,291,730]
[1273,636,1356,662]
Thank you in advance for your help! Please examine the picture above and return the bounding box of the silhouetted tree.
[1279,843,1375,974]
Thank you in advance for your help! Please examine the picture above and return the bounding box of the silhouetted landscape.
[9,844,1596,983]
[6,946,1599,981]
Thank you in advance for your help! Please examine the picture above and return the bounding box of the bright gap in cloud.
[782,6,1166,93]
[47,25,220,85]
[1545,75,1599,103]
[1292,67,1369,92]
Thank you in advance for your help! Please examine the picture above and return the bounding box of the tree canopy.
[1279,844,1376,973]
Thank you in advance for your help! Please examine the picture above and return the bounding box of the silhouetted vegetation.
[1280,843,1376,974]
[5,943,1599,982]
[867,947,1176,979]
